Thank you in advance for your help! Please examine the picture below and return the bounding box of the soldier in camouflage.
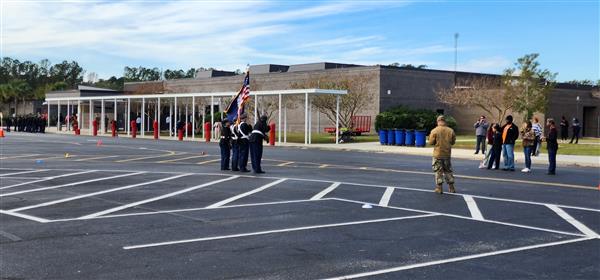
[428,115,457,194]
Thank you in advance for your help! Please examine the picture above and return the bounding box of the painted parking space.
[1,133,599,279]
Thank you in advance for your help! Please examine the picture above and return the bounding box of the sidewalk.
[279,141,600,168]
[42,128,598,168]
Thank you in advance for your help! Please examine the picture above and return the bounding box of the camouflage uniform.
[432,158,455,185]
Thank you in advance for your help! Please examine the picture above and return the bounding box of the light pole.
[576,96,580,119]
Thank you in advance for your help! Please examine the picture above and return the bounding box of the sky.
[1,0,599,82]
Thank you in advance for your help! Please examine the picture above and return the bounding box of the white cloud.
[457,56,511,73]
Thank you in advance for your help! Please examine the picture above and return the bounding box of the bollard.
[92,119,98,136]
[73,123,79,135]
[153,120,159,140]
[269,123,275,146]
[178,128,184,141]
[111,120,117,137]
[130,120,137,138]
[204,122,211,142]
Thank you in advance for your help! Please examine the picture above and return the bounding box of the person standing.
[136,114,141,132]
[237,113,252,172]
[520,121,535,173]
[219,120,232,171]
[501,115,519,171]
[250,115,270,174]
[559,116,569,143]
[545,118,559,175]
[428,116,457,194]
[230,121,240,171]
[473,115,489,155]
[570,118,580,144]
[487,124,502,170]
[479,123,495,169]
[531,117,543,156]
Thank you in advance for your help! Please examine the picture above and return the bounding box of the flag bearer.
[230,121,240,171]
[237,113,252,172]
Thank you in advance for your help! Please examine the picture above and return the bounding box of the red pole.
[130,120,137,138]
[204,122,211,142]
[269,122,275,146]
[153,120,159,140]
[178,128,184,141]
[111,120,117,137]
[92,119,98,136]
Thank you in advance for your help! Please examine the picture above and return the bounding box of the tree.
[503,53,556,121]
[566,79,594,86]
[388,63,427,69]
[436,76,516,124]
[290,72,376,128]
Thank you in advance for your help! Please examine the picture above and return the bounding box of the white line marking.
[123,213,439,250]
[157,155,208,163]
[546,204,600,238]
[319,164,329,168]
[115,152,177,163]
[48,199,335,222]
[378,187,395,207]
[0,169,47,177]
[0,230,22,241]
[0,170,96,190]
[322,237,594,279]
[0,154,40,160]
[463,195,484,221]
[0,210,50,223]
[277,161,294,166]
[310,182,341,200]
[330,198,586,237]
[9,174,192,212]
[0,172,144,196]
[80,176,240,219]
[73,155,119,162]
[206,178,287,208]
[197,159,220,165]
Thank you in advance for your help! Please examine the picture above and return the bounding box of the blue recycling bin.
[379,129,388,145]
[405,129,415,146]
[395,129,405,146]
[415,130,427,147]
[387,129,396,145]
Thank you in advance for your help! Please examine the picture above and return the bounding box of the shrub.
[375,106,458,133]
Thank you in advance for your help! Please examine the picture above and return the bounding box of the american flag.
[237,71,250,116]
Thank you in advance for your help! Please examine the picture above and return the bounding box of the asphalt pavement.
[0,132,599,279]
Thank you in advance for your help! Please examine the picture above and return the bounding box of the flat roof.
[45,88,347,102]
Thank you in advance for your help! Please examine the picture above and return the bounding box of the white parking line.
[0,210,50,223]
[48,199,333,222]
[277,161,294,166]
[322,237,594,279]
[464,195,485,221]
[123,213,439,250]
[0,169,47,177]
[546,204,600,238]
[206,179,287,208]
[310,182,341,200]
[0,170,96,190]
[330,198,586,237]
[0,172,145,196]
[0,154,40,160]
[80,176,240,219]
[9,174,192,212]
[378,187,395,207]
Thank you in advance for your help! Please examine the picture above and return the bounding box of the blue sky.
[2,0,598,82]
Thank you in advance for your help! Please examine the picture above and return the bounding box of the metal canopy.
[45,88,347,102]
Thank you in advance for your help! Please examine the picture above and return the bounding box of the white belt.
[251,130,264,136]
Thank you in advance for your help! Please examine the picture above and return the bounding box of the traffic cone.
[96,140,102,147]
[0,128,4,138]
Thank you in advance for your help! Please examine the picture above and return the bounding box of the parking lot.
[1,132,599,279]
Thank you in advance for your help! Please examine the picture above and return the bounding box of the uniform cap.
[240,113,248,119]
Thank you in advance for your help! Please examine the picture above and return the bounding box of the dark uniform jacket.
[546,126,559,151]
[238,122,252,141]
[250,120,270,143]
[220,126,232,147]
